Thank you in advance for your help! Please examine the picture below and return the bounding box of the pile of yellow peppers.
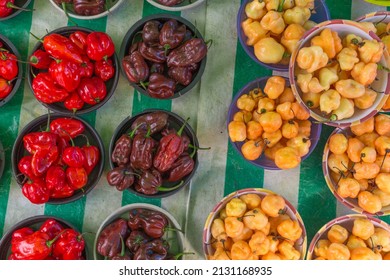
[295,27,386,121]
[242,0,316,64]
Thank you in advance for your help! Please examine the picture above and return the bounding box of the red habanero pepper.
[86,32,115,61]
[49,117,85,141]
[50,182,74,199]
[77,76,107,105]
[43,33,84,64]
[31,145,59,177]
[0,51,18,80]
[11,231,56,260]
[49,58,81,92]
[62,144,86,168]
[0,0,32,18]
[22,131,58,154]
[66,167,88,190]
[11,227,34,243]
[81,137,100,175]
[0,77,12,99]
[22,178,50,204]
[79,56,94,78]
[69,31,88,53]
[153,119,188,172]
[32,73,69,104]
[18,155,38,181]
[28,49,52,70]
[45,165,67,193]
[52,229,85,260]
[64,92,85,113]
[39,218,65,239]
[94,58,115,81]
[55,135,70,166]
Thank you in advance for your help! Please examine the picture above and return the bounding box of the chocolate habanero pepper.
[49,58,81,92]
[106,166,136,191]
[134,168,184,195]
[159,19,186,51]
[150,62,165,74]
[73,0,105,16]
[52,229,85,260]
[130,111,169,136]
[122,51,149,85]
[168,66,193,86]
[133,239,169,260]
[0,51,18,80]
[29,49,52,70]
[94,58,115,82]
[42,33,83,64]
[147,73,176,99]
[86,31,115,61]
[128,208,171,239]
[77,76,107,105]
[39,218,64,239]
[166,152,195,182]
[153,118,188,172]
[167,38,208,67]
[129,128,157,170]
[155,0,184,6]
[111,125,141,166]
[0,77,12,99]
[32,73,69,104]
[139,42,167,64]
[142,20,161,47]
[96,218,130,259]
[50,117,85,141]
[125,230,152,254]
[111,235,131,260]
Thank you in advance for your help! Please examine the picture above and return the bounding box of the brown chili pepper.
[106,166,136,191]
[168,66,193,86]
[150,62,165,74]
[73,0,105,16]
[128,208,169,238]
[142,20,161,47]
[159,19,186,52]
[129,128,157,170]
[161,128,191,151]
[166,153,195,182]
[133,239,169,260]
[96,218,130,259]
[122,51,149,85]
[125,230,152,254]
[147,73,176,99]
[111,235,132,260]
[134,168,184,195]
[167,38,207,67]
[129,42,140,54]
[139,42,167,63]
[111,125,140,166]
[130,111,169,136]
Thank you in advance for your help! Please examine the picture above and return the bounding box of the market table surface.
[0,0,389,260]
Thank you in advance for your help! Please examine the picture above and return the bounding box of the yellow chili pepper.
[357,191,382,214]
[231,240,251,260]
[282,120,299,139]
[261,10,286,35]
[347,137,365,163]
[374,135,390,156]
[233,110,253,123]
[242,208,269,231]
[346,235,367,251]
[274,146,301,169]
[375,114,390,136]
[245,0,266,20]
[351,62,377,86]
[262,129,282,148]
[354,88,377,110]
[351,117,374,137]
[353,162,381,180]
[257,97,275,113]
[228,121,247,142]
[296,46,329,73]
[326,243,350,260]
[358,39,384,64]
[248,231,270,256]
[337,47,359,71]
[286,134,311,157]
[225,216,245,238]
[226,198,247,217]
[327,224,349,244]
[261,194,286,218]
[331,98,355,121]
[352,218,375,240]
[318,66,339,91]
[295,0,314,8]
[276,101,295,120]
[239,193,262,210]
[297,73,312,94]
[302,91,321,109]
[259,111,283,133]
[241,18,268,46]
[241,139,265,160]
[350,247,381,260]
[319,89,341,115]
[291,101,310,120]
[254,37,285,64]
[211,218,226,239]
[281,23,306,54]
[237,93,256,111]
[314,239,331,259]
[264,76,286,100]
[283,6,311,26]
[311,28,343,59]
[246,120,263,140]
[278,240,301,260]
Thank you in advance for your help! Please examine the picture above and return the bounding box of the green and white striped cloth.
[0,0,389,259]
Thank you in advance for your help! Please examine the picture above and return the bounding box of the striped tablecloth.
[0,0,389,260]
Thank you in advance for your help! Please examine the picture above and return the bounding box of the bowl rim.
[146,0,205,12]
[0,214,87,260]
[0,139,4,180]
[306,213,390,260]
[0,0,32,21]
[119,13,207,100]
[108,108,200,198]
[93,202,185,260]
[289,19,390,128]
[322,125,390,216]
[202,187,308,260]
[48,0,124,20]
[237,0,331,72]
[0,34,23,108]
[26,26,120,115]
[227,75,322,170]
[11,113,105,205]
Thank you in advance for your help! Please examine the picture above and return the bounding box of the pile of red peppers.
[122,18,208,99]
[107,111,197,195]
[29,30,116,113]
[9,218,85,260]
[18,117,100,203]
[0,40,18,100]
[96,208,181,260]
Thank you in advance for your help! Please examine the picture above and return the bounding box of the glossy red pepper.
[0,77,12,99]
[18,155,39,181]
[94,58,115,81]
[69,31,88,53]
[22,178,50,204]
[23,131,58,154]
[39,218,64,239]
[52,229,85,260]
[0,0,16,17]
[147,73,176,99]
[43,33,84,64]
[31,145,59,177]
[49,58,81,92]
[122,51,149,85]
[45,165,67,193]
[86,32,115,61]
[82,142,100,175]
[32,72,69,104]
[79,56,94,78]
[0,51,18,80]
[66,167,88,190]
[62,146,86,168]
[11,231,55,260]
[64,92,85,113]
[11,227,34,243]
[29,49,52,70]
[77,76,107,105]
[49,117,85,141]
[54,135,70,166]
[51,182,74,199]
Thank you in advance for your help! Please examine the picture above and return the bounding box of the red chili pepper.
[64,92,85,113]
[22,131,58,154]
[52,229,85,260]
[94,58,115,81]
[11,231,55,260]
[39,218,64,239]
[66,167,88,190]
[49,117,85,141]
[79,56,94,78]
[0,0,31,18]
[28,49,52,70]
[31,145,59,177]
[45,165,67,193]
[77,76,107,105]
[18,155,39,181]
[49,58,81,92]
[69,31,88,53]
[22,178,50,204]
[43,33,83,64]
[82,142,100,175]
[62,146,86,168]
[50,182,74,199]
[54,135,70,166]
[32,73,69,104]
[0,51,18,80]
[0,77,12,99]
[86,32,115,61]
[11,227,34,242]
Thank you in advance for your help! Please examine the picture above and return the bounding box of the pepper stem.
[188,144,211,158]
[77,134,91,147]
[61,2,79,27]
[6,1,34,12]
[378,63,390,72]
[29,32,43,43]
[60,128,76,147]
[164,226,185,235]
[128,123,143,138]
[157,180,184,192]
[119,234,125,257]
[277,0,286,12]
[46,229,70,247]
[177,118,189,137]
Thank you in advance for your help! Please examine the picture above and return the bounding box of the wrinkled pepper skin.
[31,145,59,177]
[77,76,107,105]
[64,92,85,113]
[23,131,58,154]
[0,51,18,80]
[49,59,81,92]
[96,218,130,259]
[134,168,162,195]
[106,166,135,191]
[49,117,85,141]
[73,0,105,16]
[11,231,52,260]
[128,208,168,239]
[122,51,149,84]
[52,229,85,260]
[32,73,69,104]
[156,0,184,6]
[139,42,167,63]
[69,31,88,52]
[45,165,67,193]
[66,167,88,190]
[167,153,195,182]
[159,19,186,50]
[167,38,207,67]
[133,239,169,260]
[50,182,74,199]
[94,58,115,82]
[150,62,165,74]
[147,73,176,99]
[129,134,157,170]
[142,20,161,47]
[18,155,38,181]
[86,31,115,61]
[153,132,185,172]
[29,49,52,70]
[0,77,12,99]
[111,134,132,166]
[130,111,169,136]
[39,218,64,239]
[168,66,193,86]
[43,33,83,64]
[125,230,152,254]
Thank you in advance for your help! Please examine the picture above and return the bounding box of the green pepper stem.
[164,226,185,235]
[46,229,70,247]
[128,123,143,138]
[6,1,34,12]
[277,0,286,12]
[378,63,390,72]
[188,144,211,158]
[60,128,75,147]
[177,118,189,137]
[29,32,43,43]
[119,234,125,257]
[77,133,90,147]
[139,81,148,90]
[61,2,79,27]
[157,180,184,192]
